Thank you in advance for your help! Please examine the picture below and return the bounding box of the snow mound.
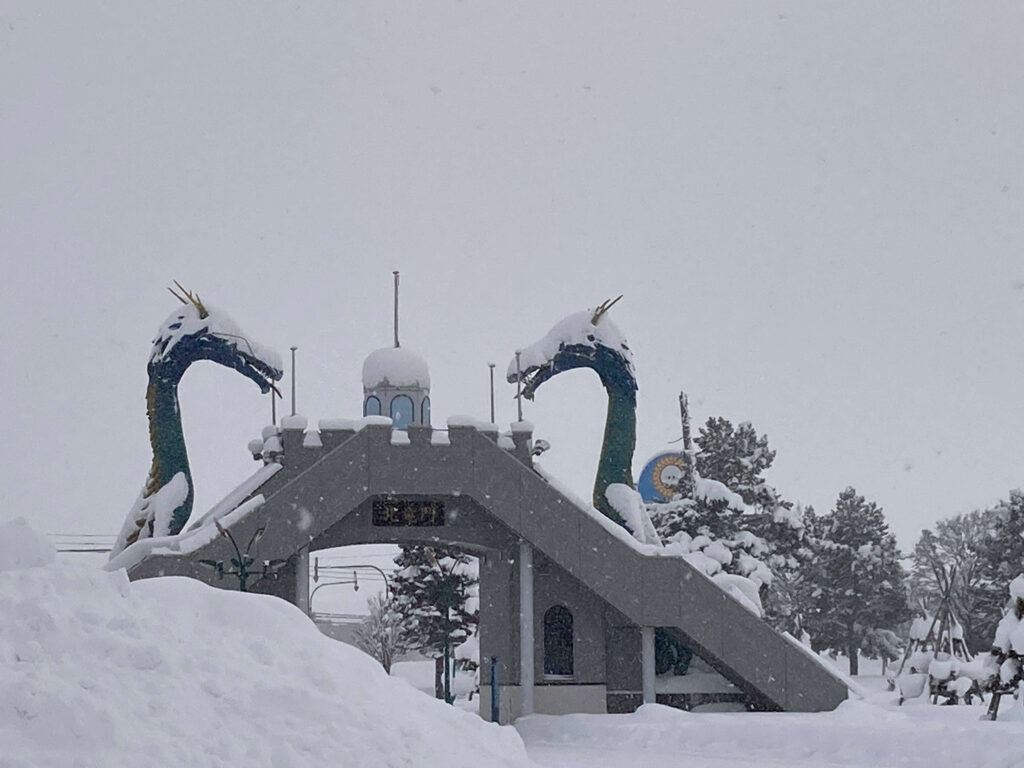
[515,698,1023,768]
[0,518,55,572]
[1,541,528,767]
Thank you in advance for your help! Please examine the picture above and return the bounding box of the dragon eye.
[621,342,629,350]
[168,322,182,330]
[586,334,596,342]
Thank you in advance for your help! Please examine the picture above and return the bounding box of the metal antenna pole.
[488,362,496,423]
[515,350,523,422]
[271,387,276,425]
[393,270,400,348]
[290,346,298,416]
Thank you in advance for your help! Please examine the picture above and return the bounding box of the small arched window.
[421,396,431,426]
[390,394,414,430]
[364,396,381,417]
[543,605,574,677]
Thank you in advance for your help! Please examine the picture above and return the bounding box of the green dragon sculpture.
[507,297,638,527]
[109,284,283,559]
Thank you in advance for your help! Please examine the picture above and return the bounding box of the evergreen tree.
[353,593,408,674]
[649,416,806,632]
[978,490,1024,646]
[391,545,478,701]
[695,418,782,511]
[801,487,910,674]
[909,509,996,654]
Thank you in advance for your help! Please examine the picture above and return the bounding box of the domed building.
[361,345,431,429]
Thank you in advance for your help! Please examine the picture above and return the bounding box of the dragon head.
[148,282,284,392]
[507,296,636,399]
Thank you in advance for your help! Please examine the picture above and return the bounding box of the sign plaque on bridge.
[371,497,446,527]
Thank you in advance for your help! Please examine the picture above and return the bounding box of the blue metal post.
[490,656,499,723]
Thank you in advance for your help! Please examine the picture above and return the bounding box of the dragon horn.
[171,280,209,319]
[590,294,623,325]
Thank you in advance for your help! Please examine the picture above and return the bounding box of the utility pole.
[679,391,696,496]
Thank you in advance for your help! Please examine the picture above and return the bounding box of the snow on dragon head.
[148,281,284,393]
[507,296,636,399]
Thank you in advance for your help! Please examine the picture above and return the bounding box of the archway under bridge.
[120,419,849,721]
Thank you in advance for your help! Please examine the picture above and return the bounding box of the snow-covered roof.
[362,346,430,390]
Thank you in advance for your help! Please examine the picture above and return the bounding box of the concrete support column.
[296,546,310,615]
[641,626,656,705]
[519,540,534,716]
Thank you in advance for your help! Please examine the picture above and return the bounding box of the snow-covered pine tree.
[909,509,995,654]
[695,418,781,510]
[353,593,408,674]
[648,416,806,631]
[391,544,478,701]
[978,491,1024,645]
[983,573,1024,719]
[801,487,910,675]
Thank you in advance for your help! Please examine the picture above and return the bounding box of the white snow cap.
[507,307,634,379]
[151,301,282,372]
[605,483,662,546]
[1009,573,1024,600]
[362,346,431,389]
[0,518,55,572]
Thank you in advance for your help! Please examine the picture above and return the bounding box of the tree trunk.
[848,643,859,676]
[434,655,444,699]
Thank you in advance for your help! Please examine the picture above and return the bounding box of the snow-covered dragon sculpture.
[109,284,283,559]
[507,298,658,543]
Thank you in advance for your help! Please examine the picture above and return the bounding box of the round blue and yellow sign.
[637,452,689,503]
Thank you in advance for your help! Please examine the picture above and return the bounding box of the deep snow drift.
[0,519,528,768]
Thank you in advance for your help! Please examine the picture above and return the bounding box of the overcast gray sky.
[2,2,1022,552]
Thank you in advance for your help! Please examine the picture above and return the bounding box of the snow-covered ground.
[5,518,1023,768]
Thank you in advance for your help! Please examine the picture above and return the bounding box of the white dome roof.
[362,346,430,390]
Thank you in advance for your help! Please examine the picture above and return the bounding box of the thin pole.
[519,540,534,715]
[290,346,298,416]
[490,656,500,723]
[488,362,496,423]
[515,350,523,422]
[271,388,276,425]
[393,270,400,348]
[679,391,692,453]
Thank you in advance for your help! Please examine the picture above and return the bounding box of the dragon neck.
[593,376,637,527]
[144,373,194,534]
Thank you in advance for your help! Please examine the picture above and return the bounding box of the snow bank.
[0,518,55,572]
[515,698,1024,768]
[2,524,529,768]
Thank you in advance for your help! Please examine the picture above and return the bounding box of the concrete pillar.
[296,546,310,615]
[642,626,656,705]
[519,540,534,715]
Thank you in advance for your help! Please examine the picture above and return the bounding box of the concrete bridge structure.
[122,417,849,721]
